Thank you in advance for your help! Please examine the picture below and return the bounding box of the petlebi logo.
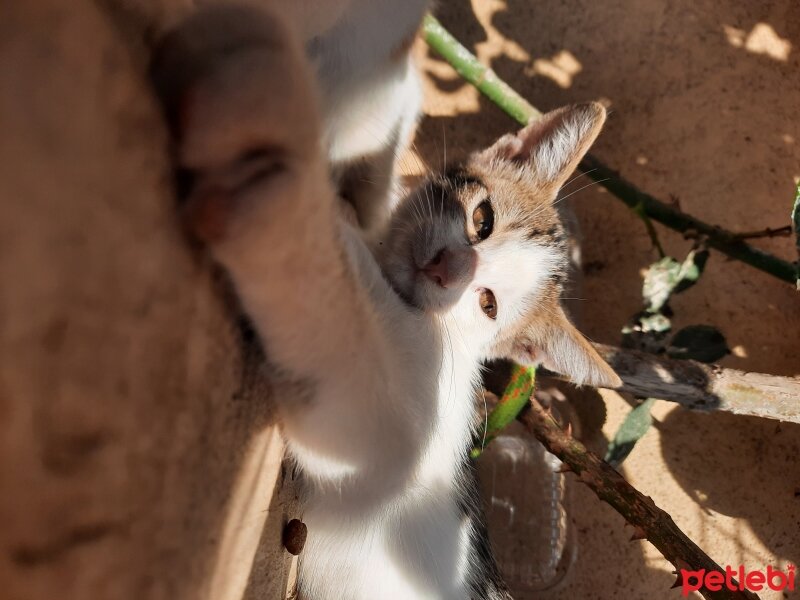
[680,564,795,596]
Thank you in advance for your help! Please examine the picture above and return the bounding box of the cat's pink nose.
[422,248,450,288]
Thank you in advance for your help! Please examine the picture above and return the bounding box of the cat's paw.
[151,5,321,243]
[178,148,289,244]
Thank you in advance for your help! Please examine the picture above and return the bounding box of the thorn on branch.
[671,572,684,590]
[630,526,647,541]
[517,396,760,599]
[683,228,700,241]
[728,225,792,241]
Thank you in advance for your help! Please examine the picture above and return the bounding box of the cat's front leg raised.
[153,6,429,495]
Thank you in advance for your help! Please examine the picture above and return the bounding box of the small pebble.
[283,518,307,555]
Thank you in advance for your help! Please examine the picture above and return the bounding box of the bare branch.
[587,344,800,424]
[727,225,792,240]
[519,398,761,600]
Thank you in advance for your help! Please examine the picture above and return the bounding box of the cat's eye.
[472,200,494,241]
[479,289,497,319]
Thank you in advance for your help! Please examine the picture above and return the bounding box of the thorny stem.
[633,201,666,258]
[519,398,761,600]
[728,225,792,240]
[422,15,797,284]
[421,15,542,125]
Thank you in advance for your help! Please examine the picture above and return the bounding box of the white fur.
[282,0,426,201]
[167,4,611,598]
[473,240,561,327]
[533,109,596,181]
[285,197,562,599]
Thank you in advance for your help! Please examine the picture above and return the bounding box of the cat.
[152,5,621,599]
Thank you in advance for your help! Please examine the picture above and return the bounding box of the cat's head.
[381,102,621,388]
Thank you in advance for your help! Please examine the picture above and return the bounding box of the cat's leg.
[328,52,423,235]
[335,138,399,233]
[305,0,426,235]
[153,6,430,495]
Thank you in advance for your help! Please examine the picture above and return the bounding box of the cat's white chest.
[301,475,475,600]
[415,345,480,486]
[296,278,481,599]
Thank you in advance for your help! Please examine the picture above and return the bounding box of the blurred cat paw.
[150,4,322,244]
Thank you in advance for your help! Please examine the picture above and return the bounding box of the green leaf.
[604,398,656,468]
[637,312,672,334]
[642,257,681,313]
[471,364,535,458]
[673,249,709,294]
[667,325,729,363]
[641,249,708,313]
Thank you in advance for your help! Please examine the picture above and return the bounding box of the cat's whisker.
[407,139,432,176]
[442,126,448,176]
[428,130,441,176]
[424,185,435,228]
[387,221,416,235]
[447,316,470,413]
[436,316,453,413]
[401,150,429,181]
[410,189,426,228]
[561,167,599,191]
[479,388,489,453]
[422,182,433,218]
[555,177,610,204]
[437,314,459,417]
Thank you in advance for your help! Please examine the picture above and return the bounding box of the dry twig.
[590,344,800,424]
[519,398,761,600]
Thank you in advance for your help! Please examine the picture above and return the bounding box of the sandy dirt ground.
[411,1,800,598]
[2,2,796,599]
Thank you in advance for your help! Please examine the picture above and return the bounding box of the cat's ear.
[502,306,622,389]
[484,102,606,194]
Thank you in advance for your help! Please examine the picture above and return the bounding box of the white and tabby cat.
[153,5,621,599]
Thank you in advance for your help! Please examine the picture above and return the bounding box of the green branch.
[422,15,796,284]
[422,15,542,124]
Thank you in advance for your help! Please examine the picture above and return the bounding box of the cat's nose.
[422,247,476,288]
[422,248,450,288]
